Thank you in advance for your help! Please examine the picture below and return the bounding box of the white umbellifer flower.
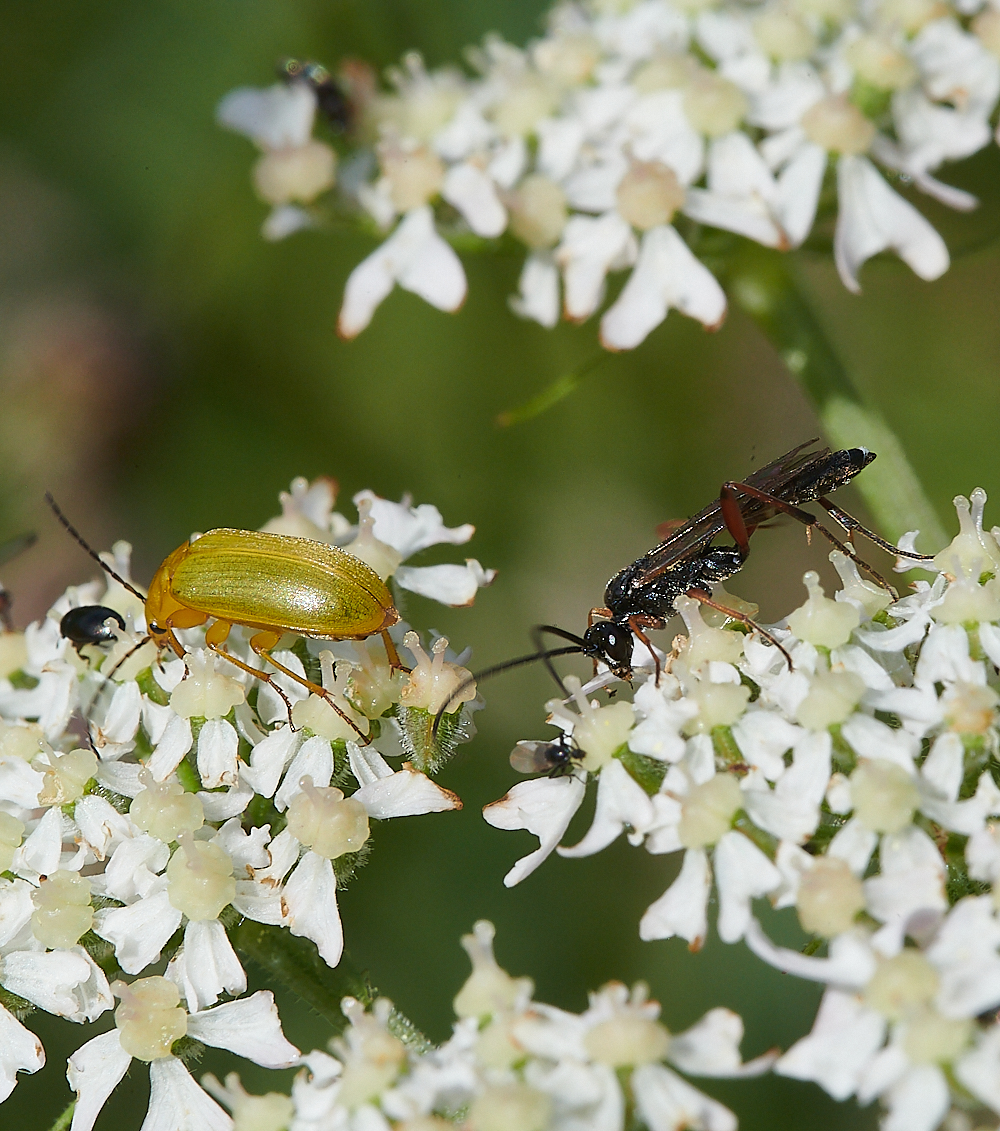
[220,0,1000,343]
[67,984,299,1131]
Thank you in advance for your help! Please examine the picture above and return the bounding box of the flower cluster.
[219,0,999,349]
[0,476,492,1122]
[203,920,774,1131]
[486,488,1000,1130]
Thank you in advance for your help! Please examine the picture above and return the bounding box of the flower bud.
[349,639,407,718]
[113,976,187,1061]
[678,773,743,848]
[584,1012,670,1066]
[31,870,93,949]
[847,34,917,90]
[170,650,246,720]
[0,633,28,679]
[933,491,1000,576]
[35,747,97,806]
[508,175,568,249]
[850,760,917,833]
[0,811,24,872]
[253,141,337,205]
[675,595,745,668]
[336,998,407,1108]
[616,161,686,230]
[166,833,236,921]
[130,771,205,843]
[753,8,817,59]
[942,682,999,735]
[286,778,370,859]
[864,950,938,1019]
[683,73,749,136]
[974,7,1000,57]
[796,857,865,936]
[491,76,558,137]
[0,720,47,761]
[400,633,476,716]
[380,144,445,212]
[533,34,601,85]
[682,679,751,735]
[468,1083,553,1131]
[787,571,860,648]
[455,921,534,1018]
[475,1016,524,1069]
[802,95,875,155]
[881,0,947,34]
[902,1007,972,1064]
[795,670,866,730]
[632,53,698,94]
[572,698,635,772]
[829,550,892,617]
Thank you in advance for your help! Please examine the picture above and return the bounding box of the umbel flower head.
[0,476,489,1104]
[220,0,999,347]
[484,487,1000,1131]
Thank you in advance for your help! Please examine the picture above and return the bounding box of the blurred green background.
[2,1,1000,1127]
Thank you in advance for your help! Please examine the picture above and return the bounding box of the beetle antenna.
[45,493,147,604]
[431,643,583,739]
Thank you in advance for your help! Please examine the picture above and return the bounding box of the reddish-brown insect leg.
[687,589,793,670]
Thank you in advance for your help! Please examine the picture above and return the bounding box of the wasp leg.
[626,614,665,685]
[687,590,793,670]
[203,619,297,727]
[587,608,614,679]
[722,480,898,597]
[247,629,371,744]
[818,499,937,561]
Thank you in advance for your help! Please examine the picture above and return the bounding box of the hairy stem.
[727,245,947,549]
[47,1101,75,1131]
[229,920,428,1047]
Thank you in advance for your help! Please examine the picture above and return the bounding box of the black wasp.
[434,439,935,733]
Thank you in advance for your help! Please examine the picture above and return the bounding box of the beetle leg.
[686,589,793,670]
[248,631,371,744]
[203,621,298,726]
[626,615,663,685]
[381,630,410,673]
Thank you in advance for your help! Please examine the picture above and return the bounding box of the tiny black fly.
[279,58,351,132]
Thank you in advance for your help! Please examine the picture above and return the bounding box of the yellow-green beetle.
[46,497,401,736]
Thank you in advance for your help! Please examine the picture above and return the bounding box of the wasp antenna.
[45,493,147,604]
[431,644,583,739]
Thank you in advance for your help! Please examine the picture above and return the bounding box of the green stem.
[229,920,429,1048]
[496,352,608,427]
[48,1101,75,1131]
[727,245,947,549]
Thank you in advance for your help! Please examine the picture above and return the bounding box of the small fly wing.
[631,440,829,586]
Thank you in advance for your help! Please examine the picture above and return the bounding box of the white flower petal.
[925,896,1000,1018]
[0,754,43,808]
[196,718,239,790]
[559,758,655,857]
[262,204,314,242]
[353,767,462,818]
[639,848,711,946]
[714,830,781,943]
[1,949,92,1017]
[394,560,496,606]
[863,826,946,936]
[166,919,247,1013]
[97,833,170,904]
[441,162,507,237]
[12,804,63,880]
[93,885,182,974]
[186,989,300,1067]
[775,989,886,1100]
[741,731,830,843]
[0,878,34,948]
[556,212,636,321]
[242,725,299,798]
[881,1064,949,1131]
[145,714,193,781]
[282,851,344,967]
[354,490,475,556]
[509,251,561,328]
[956,1026,1000,1114]
[633,1063,736,1131]
[600,224,726,349]
[483,775,587,887]
[743,919,877,987]
[669,1008,777,1077]
[67,1030,132,1131]
[338,207,466,338]
[834,156,949,294]
[0,1003,43,1103]
[142,1056,232,1131]
[217,82,316,149]
[275,734,333,811]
